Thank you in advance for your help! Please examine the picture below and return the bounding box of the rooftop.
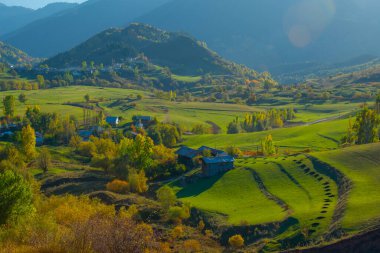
[202,156,235,164]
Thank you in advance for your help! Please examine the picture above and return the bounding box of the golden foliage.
[228,234,244,249]
[106,179,129,194]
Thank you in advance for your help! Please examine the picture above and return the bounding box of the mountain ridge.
[44,23,255,76]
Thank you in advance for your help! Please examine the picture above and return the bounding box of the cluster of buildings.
[176,146,235,177]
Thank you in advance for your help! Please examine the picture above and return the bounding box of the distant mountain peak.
[44,23,253,76]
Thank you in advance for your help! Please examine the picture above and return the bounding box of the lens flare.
[284,0,336,48]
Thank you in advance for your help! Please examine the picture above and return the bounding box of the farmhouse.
[36,132,44,146]
[106,116,119,127]
[132,115,153,124]
[176,146,199,168]
[201,156,235,177]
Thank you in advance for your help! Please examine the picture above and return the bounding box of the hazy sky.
[0,0,86,9]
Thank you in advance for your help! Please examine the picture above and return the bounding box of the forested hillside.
[2,0,170,57]
[44,23,255,76]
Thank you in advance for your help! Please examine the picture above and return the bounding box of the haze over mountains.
[1,0,380,75]
[0,2,77,35]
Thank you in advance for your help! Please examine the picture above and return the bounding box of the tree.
[117,135,154,171]
[36,75,45,88]
[376,94,380,114]
[21,125,36,158]
[261,134,277,156]
[128,169,148,193]
[156,186,177,211]
[0,170,34,225]
[37,147,51,173]
[353,107,380,144]
[18,93,27,104]
[84,94,90,103]
[341,117,356,145]
[3,95,15,117]
[81,61,87,71]
[228,234,244,249]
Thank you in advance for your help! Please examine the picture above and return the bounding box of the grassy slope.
[237,156,338,237]
[0,86,361,133]
[313,143,380,232]
[172,168,286,225]
[182,118,349,151]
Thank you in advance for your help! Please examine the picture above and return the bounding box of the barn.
[176,146,199,168]
[201,156,235,177]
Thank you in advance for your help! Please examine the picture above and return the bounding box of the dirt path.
[206,121,222,134]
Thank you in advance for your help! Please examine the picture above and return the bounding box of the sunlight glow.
[284,0,336,48]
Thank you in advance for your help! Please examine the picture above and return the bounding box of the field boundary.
[307,155,353,238]
[248,168,292,216]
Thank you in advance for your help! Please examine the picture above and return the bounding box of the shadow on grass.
[176,172,226,198]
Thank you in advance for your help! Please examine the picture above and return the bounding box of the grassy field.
[0,86,362,133]
[171,168,287,225]
[313,143,380,232]
[237,156,338,237]
[171,154,339,238]
[182,118,349,151]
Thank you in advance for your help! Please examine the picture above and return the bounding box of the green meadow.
[171,143,380,240]
[183,118,349,151]
[0,86,361,134]
[313,143,380,232]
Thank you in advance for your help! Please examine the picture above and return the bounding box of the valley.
[0,1,379,252]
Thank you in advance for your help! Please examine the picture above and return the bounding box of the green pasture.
[182,118,349,151]
[171,168,287,225]
[313,143,380,232]
[0,86,361,133]
[237,156,338,237]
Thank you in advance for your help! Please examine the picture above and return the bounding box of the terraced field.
[171,143,380,247]
[313,143,380,233]
[239,156,339,237]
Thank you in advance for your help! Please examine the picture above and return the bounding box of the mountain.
[0,40,35,65]
[138,0,380,74]
[0,2,77,35]
[44,23,252,76]
[2,0,170,57]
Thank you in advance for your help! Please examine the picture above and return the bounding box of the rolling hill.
[0,2,77,35]
[44,23,254,76]
[2,0,170,57]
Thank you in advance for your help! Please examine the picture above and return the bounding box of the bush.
[77,142,96,157]
[106,179,129,194]
[226,146,243,158]
[228,234,244,249]
[183,239,201,252]
[168,206,190,223]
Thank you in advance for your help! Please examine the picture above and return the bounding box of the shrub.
[226,146,243,158]
[106,179,129,194]
[168,206,190,223]
[171,225,184,239]
[156,186,177,211]
[183,239,201,252]
[228,234,244,249]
